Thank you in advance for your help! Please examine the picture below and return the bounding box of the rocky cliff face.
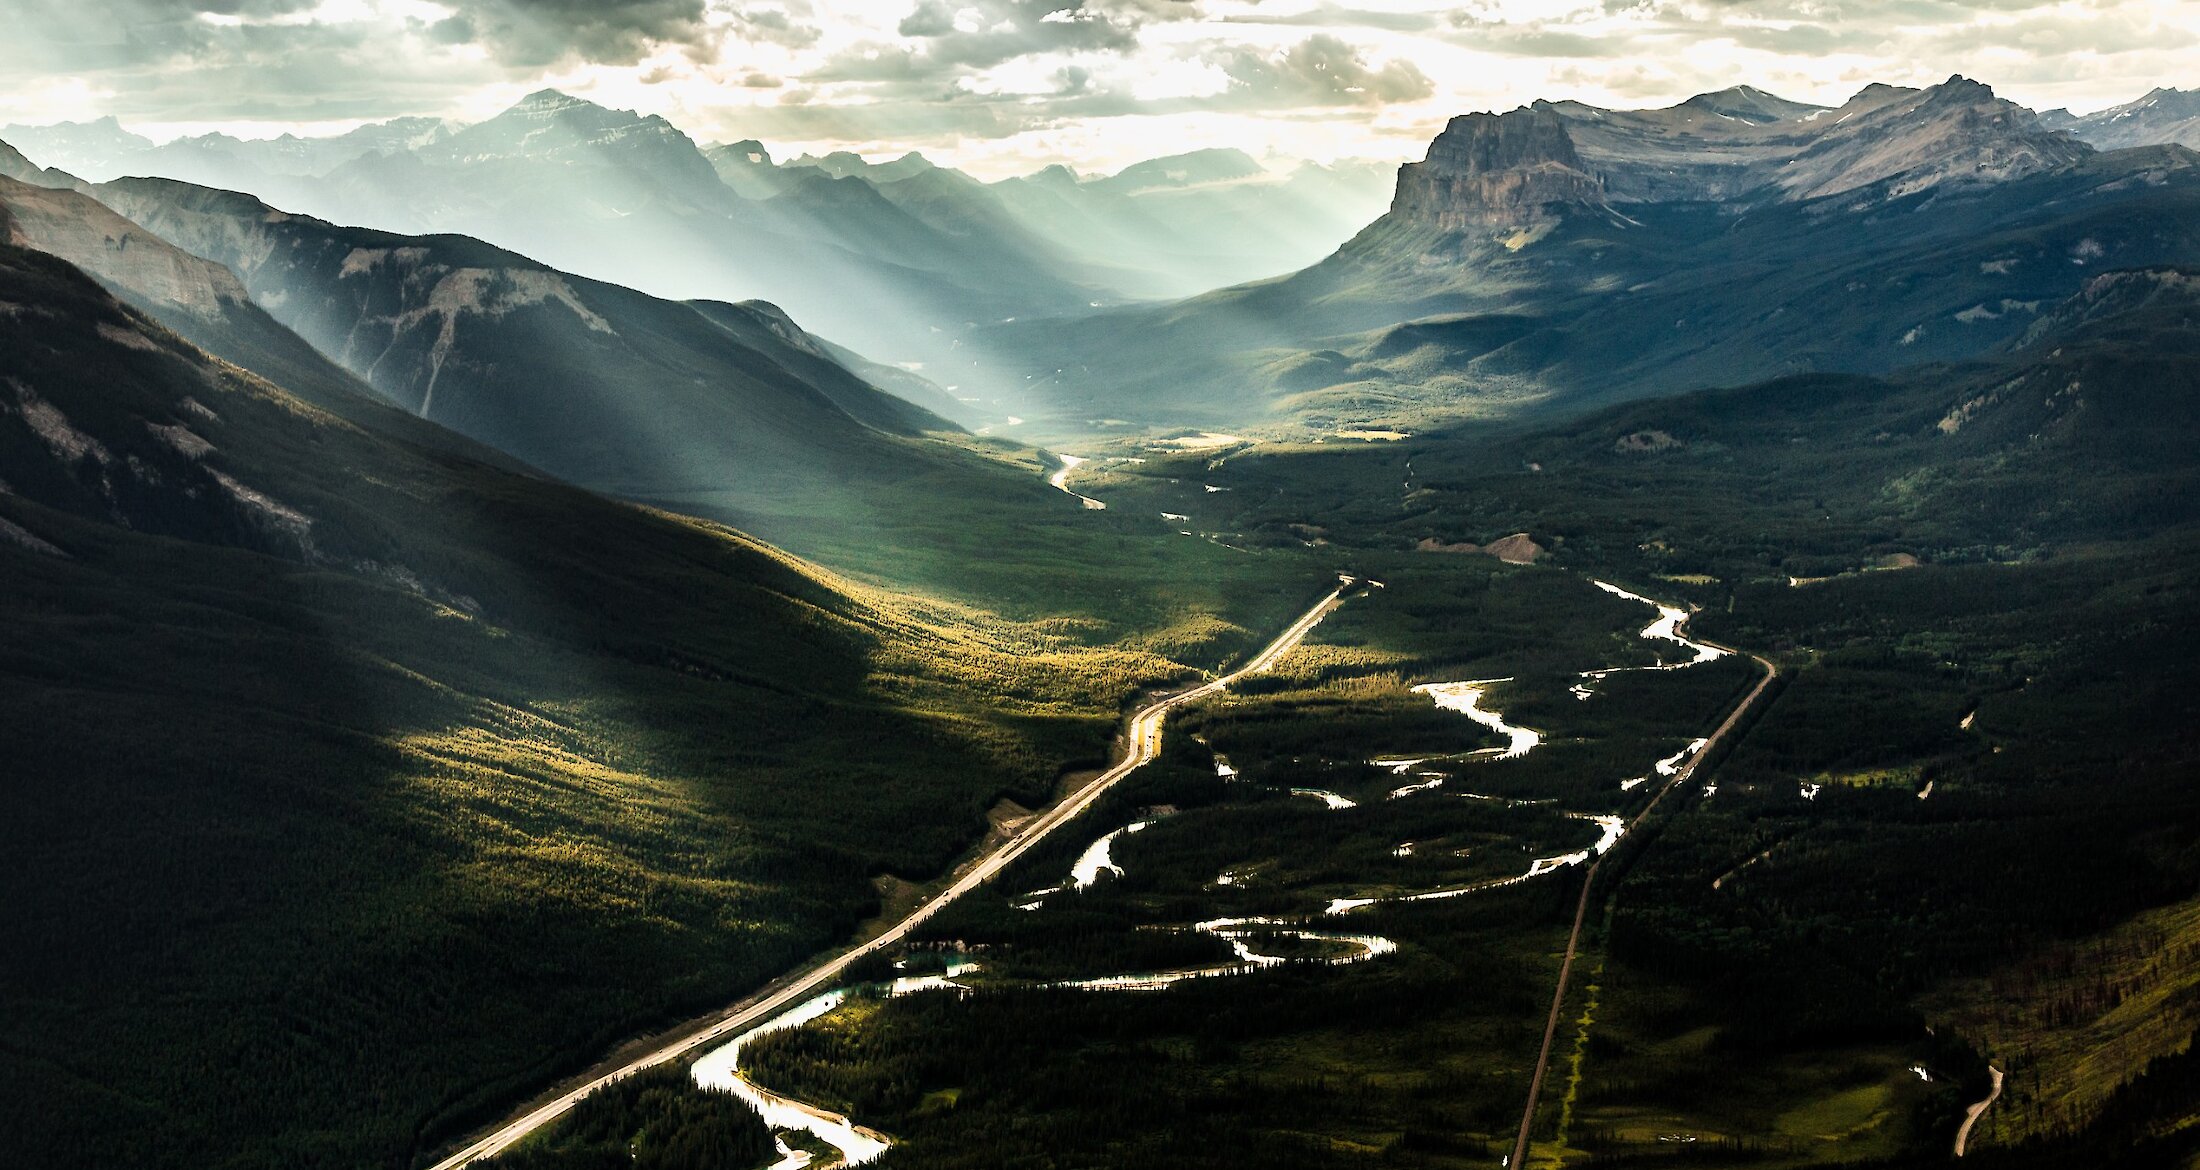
[1388,105,1605,232]
[1381,76,2093,237]
[0,176,250,319]
[425,89,726,201]
[1771,77,2091,201]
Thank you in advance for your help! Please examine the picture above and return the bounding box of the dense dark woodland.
[479,1068,776,1170]
[0,240,1238,1166]
[2,74,2198,1170]
[1059,266,2200,1165]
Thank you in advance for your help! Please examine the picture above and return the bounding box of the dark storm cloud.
[1446,0,2130,63]
[428,0,714,66]
[744,29,1433,146]
[0,1,448,118]
[817,0,1158,84]
[3,0,727,73]
[727,3,824,50]
[1206,33,1434,105]
[4,0,299,73]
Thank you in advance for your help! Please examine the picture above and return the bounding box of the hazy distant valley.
[3,68,2199,1170]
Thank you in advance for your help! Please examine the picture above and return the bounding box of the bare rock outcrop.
[1389,105,1606,232]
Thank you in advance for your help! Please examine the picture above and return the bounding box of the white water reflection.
[1658,739,1708,777]
[1390,775,1446,799]
[1047,454,1107,510]
[693,995,891,1166]
[1016,819,1155,909]
[1413,681,1542,758]
[1573,582,1728,699]
[1373,757,1448,799]
[1071,820,1151,886]
[1051,917,1397,991]
[693,962,982,1165]
[724,579,1736,1163]
[1324,813,1625,916]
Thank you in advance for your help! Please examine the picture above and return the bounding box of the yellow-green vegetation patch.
[1815,764,1924,790]
[1121,611,1258,662]
[1772,1080,1897,1141]
[1923,895,2200,1147]
[1258,642,1420,687]
[1570,968,1939,1166]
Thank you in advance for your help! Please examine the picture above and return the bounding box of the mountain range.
[1,95,1393,405]
[0,133,1299,628]
[4,69,2198,1170]
[0,166,1050,580]
[2047,87,2200,150]
[979,76,2200,432]
[0,224,1181,1167]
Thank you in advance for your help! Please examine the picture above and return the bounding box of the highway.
[1506,630,1780,1170]
[422,577,1355,1169]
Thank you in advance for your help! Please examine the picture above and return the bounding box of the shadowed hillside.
[0,239,1199,1169]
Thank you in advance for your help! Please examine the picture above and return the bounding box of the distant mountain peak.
[434,88,719,194]
[1918,74,2002,109]
[1104,147,1264,191]
[0,116,156,177]
[1676,84,1825,124]
[2062,85,2200,151]
[779,149,936,183]
[513,88,586,110]
[486,89,674,132]
[1847,81,1919,104]
[1770,74,2090,201]
[1388,103,1604,232]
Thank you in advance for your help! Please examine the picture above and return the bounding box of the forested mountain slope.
[0,239,1177,1170]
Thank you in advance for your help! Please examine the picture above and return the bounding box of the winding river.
[1414,680,1544,757]
[691,579,1734,1165]
[1572,581,1728,699]
[1047,454,1107,510]
[692,965,981,1168]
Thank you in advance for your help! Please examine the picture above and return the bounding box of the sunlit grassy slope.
[0,241,1303,1169]
[17,173,1307,667]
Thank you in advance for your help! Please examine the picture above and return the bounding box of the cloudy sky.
[5,0,2195,177]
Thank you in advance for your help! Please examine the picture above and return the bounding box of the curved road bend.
[1508,646,1780,1170]
[424,578,1357,1169]
[1954,1065,2004,1157]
